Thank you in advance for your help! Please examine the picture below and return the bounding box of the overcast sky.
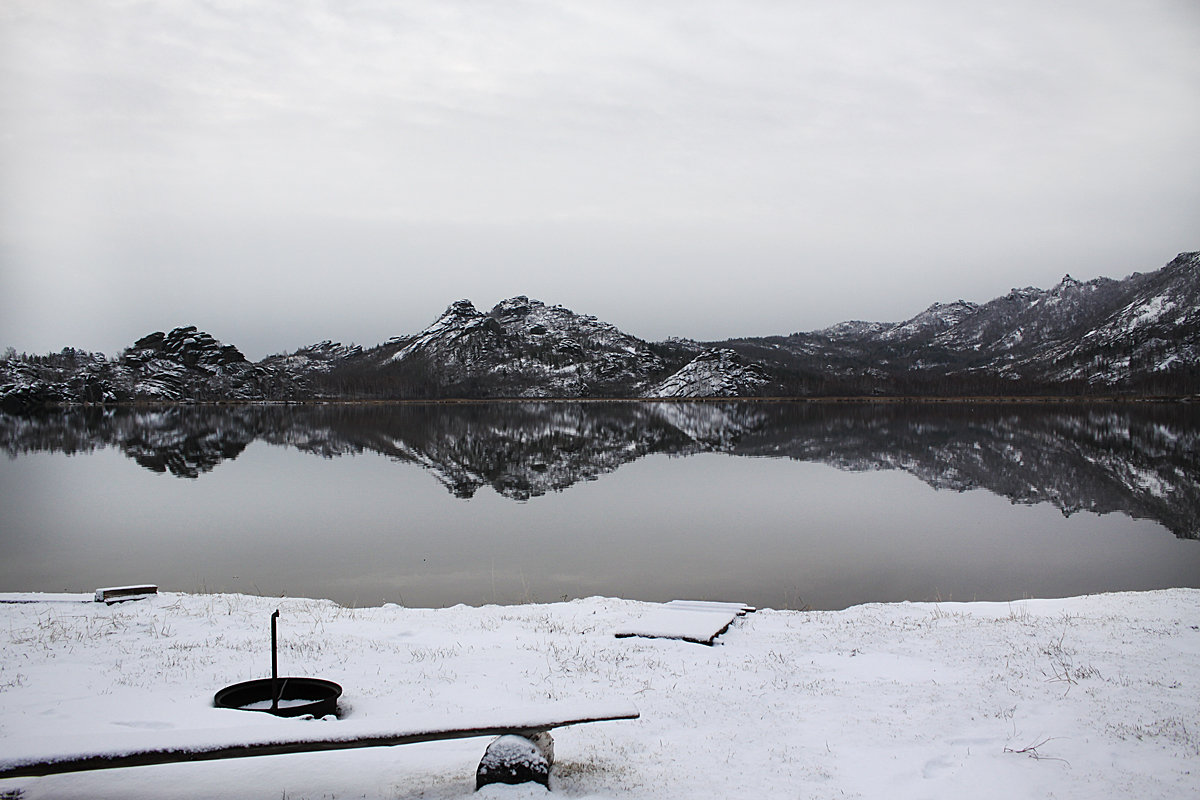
[2,0,1198,359]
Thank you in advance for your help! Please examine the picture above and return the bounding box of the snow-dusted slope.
[721,251,1199,394]
[0,326,307,409]
[878,300,981,341]
[647,348,769,398]
[1023,251,1200,385]
[261,340,362,375]
[369,295,668,397]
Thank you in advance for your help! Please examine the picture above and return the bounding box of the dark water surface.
[2,401,1198,610]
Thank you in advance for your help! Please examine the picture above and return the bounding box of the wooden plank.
[0,705,639,779]
[614,607,739,645]
[94,585,158,604]
[665,600,756,615]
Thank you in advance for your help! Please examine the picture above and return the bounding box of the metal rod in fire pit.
[270,610,280,713]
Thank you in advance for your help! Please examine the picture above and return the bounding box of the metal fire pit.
[214,676,342,717]
[214,610,342,717]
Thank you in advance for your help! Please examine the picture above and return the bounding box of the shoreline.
[2,589,1197,799]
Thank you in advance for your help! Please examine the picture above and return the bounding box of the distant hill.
[719,251,1200,396]
[2,251,1197,408]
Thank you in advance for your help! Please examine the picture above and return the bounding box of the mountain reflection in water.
[3,401,1198,540]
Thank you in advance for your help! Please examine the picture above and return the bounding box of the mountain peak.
[128,326,246,367]
[1164,251,1200,275]
[491,295,533,311]
[443,299,482,318]
[879,299,980,341]
[648,348,768,398]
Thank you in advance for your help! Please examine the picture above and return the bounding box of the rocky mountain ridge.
[2,252,1197,408]
[720,251,1199,396]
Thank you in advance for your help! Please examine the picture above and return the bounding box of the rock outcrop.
[648,349,769,398]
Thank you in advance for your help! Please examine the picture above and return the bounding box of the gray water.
[1,401,1197,609]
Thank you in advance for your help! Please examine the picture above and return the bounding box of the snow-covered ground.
[1,590,1197,799]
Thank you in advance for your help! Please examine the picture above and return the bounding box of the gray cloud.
[2,0,1198,358]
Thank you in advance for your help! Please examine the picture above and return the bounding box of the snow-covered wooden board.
[94,584,158,603]
[665,600,756,615]
[0,588,161,604]
[0,701,640,779]
[614,606,742,645]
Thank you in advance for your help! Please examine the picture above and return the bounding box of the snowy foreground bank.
[1,591,1197,799]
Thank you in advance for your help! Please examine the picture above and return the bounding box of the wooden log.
[614,607,740,645]
[0,706,638,779]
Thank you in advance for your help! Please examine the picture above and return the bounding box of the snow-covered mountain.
[649,348,769,398]
[722,251,1199,395]
[2,252,1197,406]
[369,296,669,397]
[0,325,309,410]
[876,300,982,342]
[1014,252,1200,385]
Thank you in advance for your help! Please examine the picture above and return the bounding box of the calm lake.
[2,401,1198,610]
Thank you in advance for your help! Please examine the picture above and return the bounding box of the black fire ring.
[214,609,343,717]
[214,676,342,717]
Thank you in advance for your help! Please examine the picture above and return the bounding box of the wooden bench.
[93,584,158,604]
[0,701,640,790]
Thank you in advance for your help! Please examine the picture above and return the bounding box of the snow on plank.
[94,585,158,604]
[665,600,755,615]
[614,602,749,645]
[0,586,160,605]
[0,700,640,778]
